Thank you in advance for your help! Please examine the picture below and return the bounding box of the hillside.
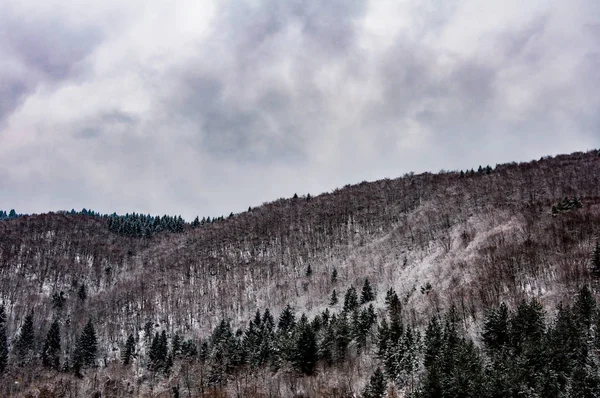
[2,149,600,397]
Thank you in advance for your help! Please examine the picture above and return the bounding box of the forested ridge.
[2,149,600,397]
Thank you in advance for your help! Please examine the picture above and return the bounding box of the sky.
[1,0,599,220]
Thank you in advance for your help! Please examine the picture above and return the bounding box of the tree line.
[3,283,600,397]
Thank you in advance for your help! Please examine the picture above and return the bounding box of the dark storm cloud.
[0,0,599,219]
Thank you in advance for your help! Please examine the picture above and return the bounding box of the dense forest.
[1,150,600,396]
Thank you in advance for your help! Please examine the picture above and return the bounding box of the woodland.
[1,149,600,397]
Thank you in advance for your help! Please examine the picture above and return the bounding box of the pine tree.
[0,305,7,374]
[362,368,387,398]
[331,268,338,283]
[73,319,97,374]
[122,334,135,365]
[329,289,338,306]
[360,279,374,304]
[343,286,359,313]
[14,311,35,365]
[42,318,61,370]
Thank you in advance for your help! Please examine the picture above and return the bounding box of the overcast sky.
[1,0,599,220]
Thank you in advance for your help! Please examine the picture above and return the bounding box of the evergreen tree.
[73,319,97,374]
[334,313,351,363]
[0,305,7,374]
[276,305,297,365]
[148,331,169,372]
[122,334,135,365]
[172,333,182,358]
[293,314,318,375]
[42,318,61,370]
[343,286,359,313]
[306,264,312,277]
[360,279,374,304]
[592,242,600,277]
[51,291,66,311]
[329,289,338,306]
[14,311,35,365]
[181,339,198,358]
[569,360,600,398]
[362,368,387,398]
[331,268,338,283]
[319,323,335,366]
[78,283,87,302]
[482,302,509,352]
[574,285,596,331]
[384,288,402,318]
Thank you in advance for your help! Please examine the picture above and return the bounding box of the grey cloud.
[0,5,101,124]
[0,0,599,220]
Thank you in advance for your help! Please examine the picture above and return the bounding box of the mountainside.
[2,149,600,397]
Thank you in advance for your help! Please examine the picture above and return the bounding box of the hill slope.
[1,150,600,396]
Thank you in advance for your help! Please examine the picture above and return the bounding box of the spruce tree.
[149,331,169,372]
[343,286,359,313]
[14,311,35,365]
[293,314,318,375]
[329,289,338,306]
[122,334,135,365]
[360,279,374,304]
[385,288,402,318]
[42,318,61,370]
[276,305,297,364]
[78,283,87,302]
[574,285,596,331]
[591,242,600,277]
[362,368,387,398]
[306,264,312,277]
[73,319,97,374]
[0,305,7,374]
[334,313,351,363]
[172,333,182,358]
[482,302,509,352]
[331,268,338,283]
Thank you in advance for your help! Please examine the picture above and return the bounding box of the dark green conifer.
[0,305,7,374]
[14,311,35,365]
[306,264,312,277]
[360,279,374,304]
[362,368,387,398]
[42,318,61,370]
[122,334,135,365]
[329,289,338,306]
[592,242,600,277]
[78,283,87,301]
[172,333,182,358]
[73,319,97,374]
[293,314,317,375]
[482,302,510,352]
[343,286,359,313]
